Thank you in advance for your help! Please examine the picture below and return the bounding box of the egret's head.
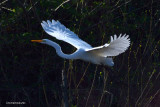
[31,39,49,44]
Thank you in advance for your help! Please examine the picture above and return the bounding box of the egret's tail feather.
[105,58,114,66]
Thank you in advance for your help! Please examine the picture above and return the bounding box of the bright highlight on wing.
[41,20,92,49]
[86,34,130,57]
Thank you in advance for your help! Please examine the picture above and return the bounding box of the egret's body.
[32,19,130,66]
[41,39,114,66]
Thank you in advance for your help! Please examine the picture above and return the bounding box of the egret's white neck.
[45,40,80,59]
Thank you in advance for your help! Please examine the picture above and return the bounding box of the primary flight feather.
[31,19,130,66]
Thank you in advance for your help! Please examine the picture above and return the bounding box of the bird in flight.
[31,19,130,66]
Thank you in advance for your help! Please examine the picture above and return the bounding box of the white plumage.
[32,19,130,66]
[41,20,92,49]
[86,34,130,57]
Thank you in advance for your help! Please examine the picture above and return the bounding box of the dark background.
[0,0,160,107]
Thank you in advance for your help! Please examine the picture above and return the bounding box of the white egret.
[31,19,130,66]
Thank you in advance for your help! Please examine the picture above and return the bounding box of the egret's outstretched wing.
[86,34,130,57]
[41,20,92,49]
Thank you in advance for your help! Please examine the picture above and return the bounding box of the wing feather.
[86,34,130,57]
[41,20,92,49]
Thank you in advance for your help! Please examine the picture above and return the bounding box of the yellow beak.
[31,40,43,43]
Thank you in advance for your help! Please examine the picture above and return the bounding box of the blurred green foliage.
[0,0,160,106]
